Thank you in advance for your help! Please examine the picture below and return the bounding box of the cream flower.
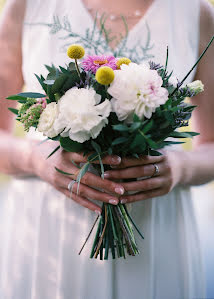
[108,63,168,121]
[187,80,204,95]
[38,102,60,138]
[54,87,111,143]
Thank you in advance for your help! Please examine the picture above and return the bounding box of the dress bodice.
[22,0,200,89]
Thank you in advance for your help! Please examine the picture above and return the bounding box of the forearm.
[0,130,36,176]
[179,143,214,186]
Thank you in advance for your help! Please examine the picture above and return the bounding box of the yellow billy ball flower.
[116,57,131,69]
[67,44,85,59]
[95,66,115,85]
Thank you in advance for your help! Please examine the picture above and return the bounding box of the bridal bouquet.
[7,37,213,260]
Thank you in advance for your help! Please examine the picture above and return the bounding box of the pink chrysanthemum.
[82,55,117,74]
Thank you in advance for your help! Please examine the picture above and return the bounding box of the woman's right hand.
[31,140,125,214]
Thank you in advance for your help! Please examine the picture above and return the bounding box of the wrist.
[166,150,189,187]
[10,138,38,176]
[174,150,192,186]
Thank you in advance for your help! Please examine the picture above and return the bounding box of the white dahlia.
[108,63,169,121]
[54,87,111,143]
[38,102,60,138]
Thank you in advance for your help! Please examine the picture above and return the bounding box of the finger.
[120,188,166,204]
[104,162,165,180]
[58,187,102,214]
[79,172,125,196]
[70,182,119,205]
[55,162,125,196]
[114,155,165,169]
[121,177,166,192]
[64,151,121,166]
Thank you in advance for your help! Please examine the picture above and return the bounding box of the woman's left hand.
[103,151,183,204]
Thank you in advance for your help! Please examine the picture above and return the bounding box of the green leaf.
[45,64,57,73]
[6,95,27,101]
[142,120,154,134]
[130,134,146,150]
[46,145,60,159]
[113,124,129,132]
[149,150,163,156]
[18,92,46,98]
[107,147,113,155]
[71,160,81,169]
[133,114,141,122]
[55,167,73,176]
[112,137,128,146]
[164,111,174,122]
[8,108,19,115]
[130,122,141,132]
[52,74,68,94]
[60,137,83,152]
[146,138,159,149]
[35,74,47,93]
[91,141,104,179]
[169,131,199,138]
[76,163,90,192]
[91,140,101,153]
[68,62,76,71]
[61,72,80,92]
[88,152,99,162]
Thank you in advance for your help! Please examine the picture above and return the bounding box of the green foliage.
[60,137,84,152]
[20,104,43,132]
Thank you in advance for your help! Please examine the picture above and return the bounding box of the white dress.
[0,0,205,298]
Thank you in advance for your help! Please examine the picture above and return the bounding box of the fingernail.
[104,172,110,179]
[109,199,118,205]
[115,187,124,195]
[120,199,127,204]
[111,156,121,164]
[95,210,101,215]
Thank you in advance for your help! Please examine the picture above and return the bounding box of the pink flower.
[36,98,47,109]
[82,55,117,74]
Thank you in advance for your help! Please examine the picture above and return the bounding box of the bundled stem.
[79,202,144,260]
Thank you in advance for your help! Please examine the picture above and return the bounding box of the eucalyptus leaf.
[112,137,128,146]
[35,74,47,93]
[113,124,129,132]
[8,108,19,115]
[60,137,83,152]
[55,167,73,176]
[169,131,199,138]
[142,120,154,134]
[46,145,60,159]
[6,95,27,101]
[52,74,68,94]
[130,122,141,132]
[18,92,46,98]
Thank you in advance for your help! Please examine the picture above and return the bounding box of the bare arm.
[0,0,34,175]
[179,0,214,185]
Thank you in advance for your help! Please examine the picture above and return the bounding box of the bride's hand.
[103,151,183,203]
[32,141,124,214]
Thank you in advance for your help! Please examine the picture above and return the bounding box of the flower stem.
[75,59,81,79]
[170,35,214,96]
[78,214,100,255]
[94,204,108,258]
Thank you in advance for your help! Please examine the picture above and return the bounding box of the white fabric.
[0,0,205,298]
